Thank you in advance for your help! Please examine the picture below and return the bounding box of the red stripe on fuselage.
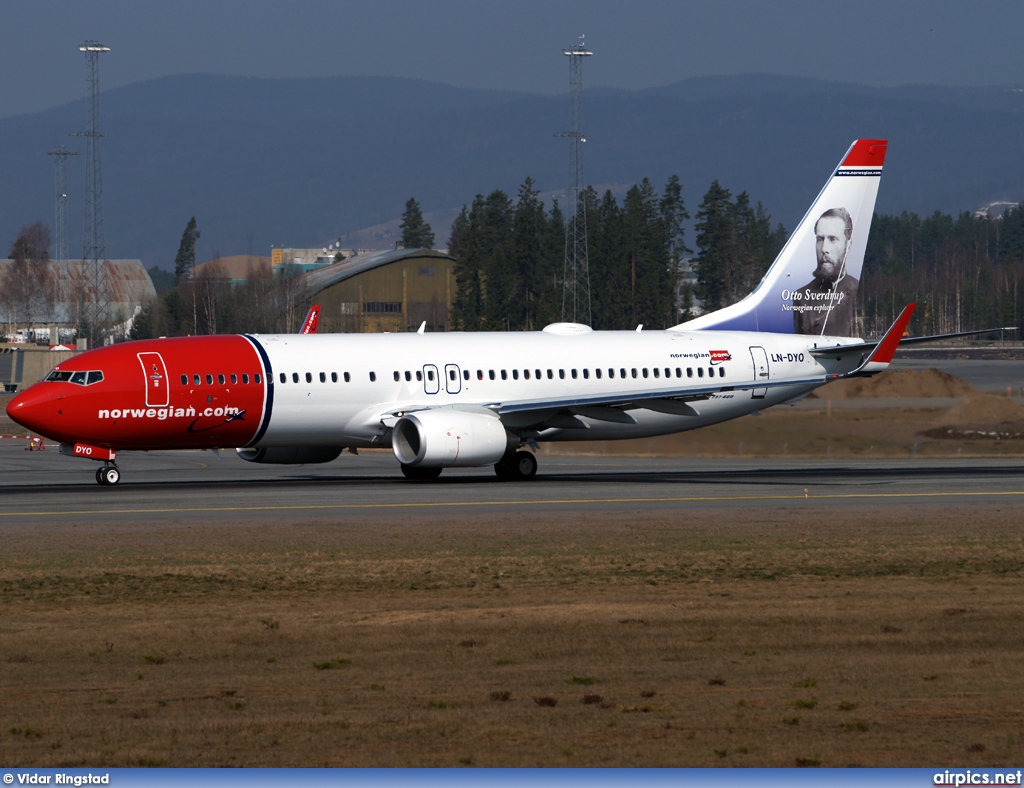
[6,336,267,450]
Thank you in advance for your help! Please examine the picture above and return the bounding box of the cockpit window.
[44,369,104,386]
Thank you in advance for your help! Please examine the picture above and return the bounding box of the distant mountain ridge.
[2,73,1023,269]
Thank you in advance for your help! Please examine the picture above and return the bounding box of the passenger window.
[477,370,483,380]
[558,370,565,379]
[687,368,693,378]
[620,368,626,378]
[708,367,714,377]
[642,368,649,378]
[664,368,671,378]
[489,370,495,380]
[524,370,530,380]
[280,373,286,384]
[653,368,660,378]
[394,371,401,382]
[180,374,188,385]
[676,368,682,378]
[501,370,508,380]
[242,373,249,384]
[719,367,725,377]
[405,371,412,381]
[292,373,299,383]
[631,369,638,379]
[450,369,457,381]
[344,372,351,383]
[583,369,589,379]
[331,372,337,383]
[608,368,615,378]
[218,374,226,385]
[206,374,213,385]
[254,374,262,384]
[416,371,422,381]
[512,370,518,380]
[305,372,311,383]
[571,369,577,379]
[427,370,434,381]
[370,372,377,382]
[547,370,553,379]
[320,372,326,383]
[535,369,541,379]
[231,373,238,384]
[463,370,470,380]
[698,368,704,378]
[595,369,601,379]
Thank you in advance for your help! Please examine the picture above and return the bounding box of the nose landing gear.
[95,464,120,486]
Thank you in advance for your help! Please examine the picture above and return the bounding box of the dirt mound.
[937,393,1024,427]
[812,368,977,399]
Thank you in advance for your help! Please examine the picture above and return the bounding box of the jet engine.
[392,409,510,467]
[235,446,344,464]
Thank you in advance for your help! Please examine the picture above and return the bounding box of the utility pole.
[557,35,593,325]
[71,40,110,347]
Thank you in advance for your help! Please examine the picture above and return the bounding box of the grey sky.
[3,0,1024,119]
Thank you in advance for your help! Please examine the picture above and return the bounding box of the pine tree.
[511,177,546,330]
[173,216,200,284]
[400,198,435,249]
[693,181,735,311]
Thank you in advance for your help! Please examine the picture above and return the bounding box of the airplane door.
[444,364,462,394]
[137,351,170,407]
[423,364,440,395]
[749,346,769,399]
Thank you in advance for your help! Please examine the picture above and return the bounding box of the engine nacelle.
[235,446,343,465]
[392,409,510,467]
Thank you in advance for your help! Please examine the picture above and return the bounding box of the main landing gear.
[95,464,120,486]
[494,450,537,481]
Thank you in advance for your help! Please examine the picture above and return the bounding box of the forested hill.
[2,73,1023,268]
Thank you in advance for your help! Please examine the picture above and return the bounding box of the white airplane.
[6,138,953,485]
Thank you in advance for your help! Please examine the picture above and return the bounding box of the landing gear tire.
[494,450,538,481]
[400,463,443,481]
[96,465,120,486]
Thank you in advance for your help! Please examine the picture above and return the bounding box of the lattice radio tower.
[48,146,79,263]
[48,145,80,320]
[557,35,593,325]
[71,41,110,345]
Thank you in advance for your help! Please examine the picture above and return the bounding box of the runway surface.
[1,441,1022,524]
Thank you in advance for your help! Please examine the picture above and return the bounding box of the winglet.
[867,302,916,365]
[300,305,321,334]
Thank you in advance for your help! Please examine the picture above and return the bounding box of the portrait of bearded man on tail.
[792,206,859,336]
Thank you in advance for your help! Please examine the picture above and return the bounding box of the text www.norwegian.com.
[97,406,241,421]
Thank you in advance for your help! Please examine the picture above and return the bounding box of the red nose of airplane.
[6,385,53,437]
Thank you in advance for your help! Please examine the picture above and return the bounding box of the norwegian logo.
[709,350,732,365]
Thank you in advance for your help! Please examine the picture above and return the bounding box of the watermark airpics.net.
[935,771,1024,786]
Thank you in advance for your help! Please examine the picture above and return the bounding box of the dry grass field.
[1,504,1023,767]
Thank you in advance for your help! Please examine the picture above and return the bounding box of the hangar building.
[294,248,455,333]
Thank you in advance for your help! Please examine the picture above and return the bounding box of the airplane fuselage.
[9,327,857,453]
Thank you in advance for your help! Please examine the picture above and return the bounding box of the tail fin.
[676,139,887,338]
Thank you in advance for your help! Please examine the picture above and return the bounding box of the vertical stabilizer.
[676,139,887,337]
